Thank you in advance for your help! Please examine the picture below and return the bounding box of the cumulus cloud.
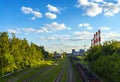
[99,26,111,30]
[77,0,102,16]
[86,2,103,17]
[45,12,57,19]
[77,0,89,6]
[78,23,93,30]
[73,31,93,41]
[21,6,42,20]
[8,22,69,34]
[44,22,68,31]
[21,6,33,14]
[118,0,120,3]
[76,0,120,17]
[47,4,60,13]
[103,2,120,16]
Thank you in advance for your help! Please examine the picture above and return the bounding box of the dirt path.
[66,58,74,82]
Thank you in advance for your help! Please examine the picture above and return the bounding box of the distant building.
[72,49,75,54]
[72,49,85,56]
[53,53,63,59]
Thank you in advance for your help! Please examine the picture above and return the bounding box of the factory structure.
[71,30,101,56]
[91,30,101,47]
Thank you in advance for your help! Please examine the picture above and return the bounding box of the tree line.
[0,32,49,76]
[86,40,120,82]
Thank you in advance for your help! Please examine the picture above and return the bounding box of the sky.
[0,0,120,53]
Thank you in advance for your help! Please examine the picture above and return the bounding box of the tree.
[0,32,11,75]
[86,40,120,81]
[0,32,50,76]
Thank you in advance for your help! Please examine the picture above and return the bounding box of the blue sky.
[0,0,120,53]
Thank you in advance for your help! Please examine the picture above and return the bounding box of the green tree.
[86,40,120,81]
[9,34,23,70]
[0,32,11,75]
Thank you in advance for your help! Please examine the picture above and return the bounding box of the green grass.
[30,58,67,82]
[0,69,29,82]
[17,65,49,82]
[0,57,83,82]
[17,60,54,82]
[0,60,55,82]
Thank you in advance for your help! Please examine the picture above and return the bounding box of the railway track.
[66,58,74,82]
[70,57,102,82]
[54,60,66,82]
[22,66,52,82]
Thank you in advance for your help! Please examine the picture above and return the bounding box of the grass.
[29,58,67,82]
[0,60,55,82]
[0,57,83,82]
[0,69,29,82]
[17,60,54,82]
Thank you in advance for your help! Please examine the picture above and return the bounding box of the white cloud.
[101,32,120,42]
[21,6,33,14]
[74,31,92,36]
[45,12,57,19]
[8,29,20,34]
[22,28,36,33]
[32,11,42,18]
[40,34,70,41]
[103,2,120,16]
[22,27,51,33]
[21,6,42,20]
[92,0,104,3]
[78,23,93,30]
[73,31,93,41]
[76,0,120,17]
[87,27,93,30]
[41,27,49,32]
[8,22,69,34]
[118,0,120,3]
[99,26,111,30]
[77,0,89,6]
[44,22,68,31]
[31,17,36,20]
[47,4,60,13]
[77,0,102,17]
[86,2,103,17]
[79,23,90,27]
